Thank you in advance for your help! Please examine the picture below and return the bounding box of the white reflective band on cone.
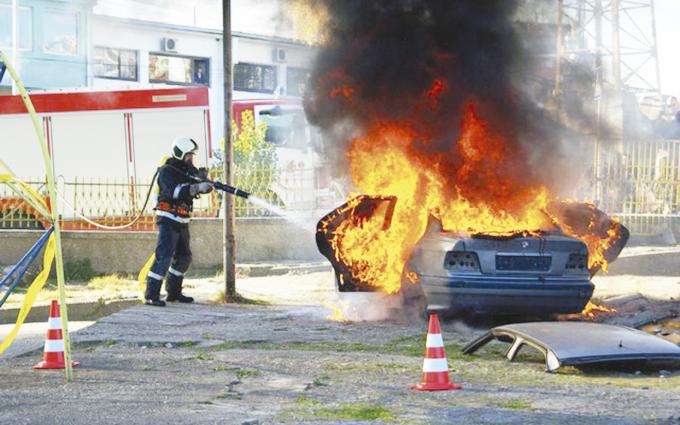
[422,358,449,372]
[426,333,444,348]
[168,267,184,277]
[147,271,164,281]
[44,339,65,353]
[48,317,62,329]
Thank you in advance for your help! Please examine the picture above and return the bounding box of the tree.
[212,110,278,215]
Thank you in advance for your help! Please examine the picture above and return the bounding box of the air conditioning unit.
[273,47,287,63]
[161,38,178,52]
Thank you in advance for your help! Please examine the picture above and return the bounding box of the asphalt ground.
[0,268,679,424]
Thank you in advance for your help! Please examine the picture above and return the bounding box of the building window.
[234,63,277,93]
[149,53,209,86]
[94,47,138,81]
[0,5,32,50]
[42,10,78,56]
[286,67,309,96]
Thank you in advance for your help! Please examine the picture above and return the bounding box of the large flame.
[322,81,623,294]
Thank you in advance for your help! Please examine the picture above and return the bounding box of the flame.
[405,271,420,285]
[548,200,623,272]
[326,102,557,294]
[330,85,355,100]
[579,301,617,319]
[325,301,352,323]
[320,78,624,295]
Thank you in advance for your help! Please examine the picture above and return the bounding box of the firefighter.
[144,137,213,306]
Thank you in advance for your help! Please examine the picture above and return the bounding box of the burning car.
[317,196,629,317]
[407,230,593,316]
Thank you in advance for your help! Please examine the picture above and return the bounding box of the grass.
[5,272,139,307]
[456,356,680,391]
[64,258,99,282]
[193,352,214,361]
[206,340,388,354]
[315,403,394,421]
[281,396,394,421]
[323,361,418,374]
[213,364,234,372]
[202,336,680,392]
[235,368,261,379]
[312,374,332,386]
[216,391,242,400]
[87,273,136,290]
[490,398,533,410]
[205,335,501,362]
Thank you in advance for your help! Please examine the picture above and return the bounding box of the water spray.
[166,163,315,232]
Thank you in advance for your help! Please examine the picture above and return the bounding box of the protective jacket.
[155,157,199,225]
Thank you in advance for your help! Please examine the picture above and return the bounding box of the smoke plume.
[302,0,593,198]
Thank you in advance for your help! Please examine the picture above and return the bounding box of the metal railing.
[0,167,319,231]
[5,141,678,238]
[593,138,680,236]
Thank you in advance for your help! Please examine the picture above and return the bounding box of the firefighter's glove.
[197,167,209,180]
[190,181,213,196]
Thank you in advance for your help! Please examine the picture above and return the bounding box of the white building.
[89,8,315,144]
[0,0,315,143]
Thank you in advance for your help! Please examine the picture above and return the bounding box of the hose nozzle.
[212,181,250,199]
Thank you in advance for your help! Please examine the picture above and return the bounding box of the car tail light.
[565,253,588,272]
[445,251,480,272]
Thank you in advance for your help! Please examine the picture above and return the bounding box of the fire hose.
[162,163,251,199]
[55,164,250,231]
[55,169,160,230]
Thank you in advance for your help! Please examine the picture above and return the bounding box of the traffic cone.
[33,299,79,370]
[411,313,461,391]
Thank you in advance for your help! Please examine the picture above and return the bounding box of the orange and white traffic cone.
[33,299,79,370]
[411,313,461,391]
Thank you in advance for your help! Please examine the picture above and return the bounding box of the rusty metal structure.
[553,0,679,239]
[557,0,661,95]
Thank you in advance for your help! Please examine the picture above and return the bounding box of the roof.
[91,14,310,48]
[0,87,209,114]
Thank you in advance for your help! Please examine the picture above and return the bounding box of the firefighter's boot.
[144,278,166,307]
[166,273,194,303]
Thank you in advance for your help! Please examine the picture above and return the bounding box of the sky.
[655,0,680,96]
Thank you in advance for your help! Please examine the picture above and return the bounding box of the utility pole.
[222,0,236,300]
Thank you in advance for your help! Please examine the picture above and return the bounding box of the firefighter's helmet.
[171,137,198,160]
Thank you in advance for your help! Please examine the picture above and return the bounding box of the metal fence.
[593,138,680,237]
[0,167,317,231]
[3,141,679,237]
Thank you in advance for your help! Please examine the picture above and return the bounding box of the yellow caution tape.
[0,233,55,353]
[137,253,156,302]
[1,50,74,380]
[0,170,57,353]
[0,172,51,219]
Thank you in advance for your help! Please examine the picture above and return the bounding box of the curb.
[0,299,139,324]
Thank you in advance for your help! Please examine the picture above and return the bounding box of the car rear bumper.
[421,274,594,315]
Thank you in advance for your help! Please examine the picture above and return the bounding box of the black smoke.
[302,0,596,196]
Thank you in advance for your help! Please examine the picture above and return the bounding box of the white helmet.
[171,137,198,160]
